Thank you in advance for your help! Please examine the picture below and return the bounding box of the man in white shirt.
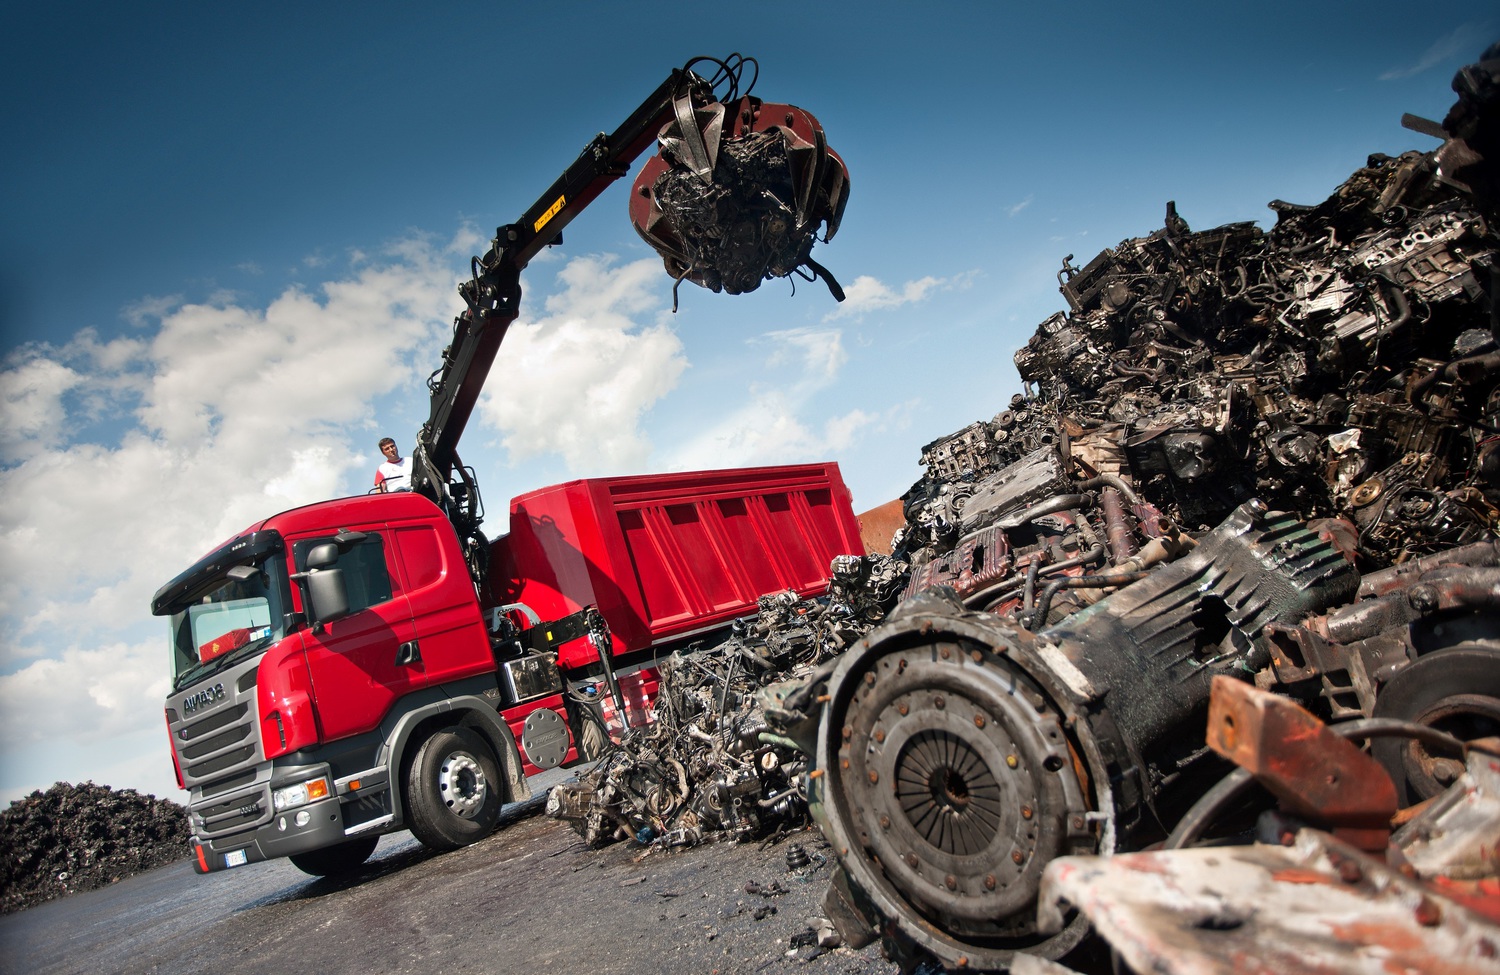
[374,437,414,492]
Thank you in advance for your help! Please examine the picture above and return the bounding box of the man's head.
[379,437,400,461]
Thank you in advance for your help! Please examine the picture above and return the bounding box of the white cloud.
[1379,25,1487,80]
[665,327,874,470]
[822,270,977,321]
[764,327,847,382]
[475,255,687,473]
[1008,194,1034,217]
[0,234,468,798]
[123,295,182,329]
[0,640,167,746]
[0,352,82,461]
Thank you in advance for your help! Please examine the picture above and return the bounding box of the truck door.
[384,518,495,687]
[292,529,418,742]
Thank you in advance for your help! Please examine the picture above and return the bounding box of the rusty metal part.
[809,593,1109,971]
[1204,677,1396,849]
[1357,540,1500,599]
[1312,566,1500,644]
[1373,645,1500,803]
[1036,830,1500,975]
[1098,487,1138,564]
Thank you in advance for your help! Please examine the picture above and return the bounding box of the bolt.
[1006,754,1019,769]
[879,815,891,830]
[1071,816,1085,831]
[784,112,795,125]
[898,703,910,716]
[1012,850,1025,865]
[865,672,877,687]
[1415,897,1442,927]
[897,659,907,673]
[957,958,969,969]
[940,646,951,660]
[972,650,983,663]
[1021,805,1033,820]
[905,853,919,869]
[868,770,879,785]
[1406,584,1440,614]
[1279,830,1296,846]
[935,695,946,710]
[841,758,850,770]
[842,725,852,741]
[984,875,997,890]
[945,874,957,890]
[974,715,987,729]
[874,729,886,744]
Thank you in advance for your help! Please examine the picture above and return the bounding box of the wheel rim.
[1399,692,1500,796]
[438,749,488,819]
[1373,645,1500,802]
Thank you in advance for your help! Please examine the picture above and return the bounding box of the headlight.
[272,776,329,811]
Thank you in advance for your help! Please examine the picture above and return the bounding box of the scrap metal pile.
[546,554,908,847]
[1,782,187,914]
[767,46,1500,973]
[556,45,1499,972]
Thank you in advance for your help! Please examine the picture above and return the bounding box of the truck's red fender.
[377,692,532,826]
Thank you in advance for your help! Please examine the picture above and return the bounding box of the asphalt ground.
[0,789,900,975]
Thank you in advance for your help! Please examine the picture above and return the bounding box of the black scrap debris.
[1,782,187,914]
[546,555,907,848]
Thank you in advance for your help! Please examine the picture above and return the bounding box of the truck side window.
[293,534,394,614]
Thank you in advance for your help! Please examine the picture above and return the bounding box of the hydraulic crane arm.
[407,53,848,589]
[412,64,718,506]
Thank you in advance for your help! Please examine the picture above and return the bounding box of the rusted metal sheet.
[1037,832,1500,975]
[1205,676,1396,850]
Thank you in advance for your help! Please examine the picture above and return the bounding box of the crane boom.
[407,54,849,587]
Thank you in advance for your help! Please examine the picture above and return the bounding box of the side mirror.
[295,543,351,628]
[306,567,351,626]
[306,542,340,570]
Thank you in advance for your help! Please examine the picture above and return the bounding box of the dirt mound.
[1,781,188,914]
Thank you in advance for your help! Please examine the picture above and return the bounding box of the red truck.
[150,56,855,876]
[153,463,859,876]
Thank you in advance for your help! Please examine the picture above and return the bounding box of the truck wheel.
[406,726,503,851]
[288,835,379,877]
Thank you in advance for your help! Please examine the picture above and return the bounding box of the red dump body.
[491,463,863,667]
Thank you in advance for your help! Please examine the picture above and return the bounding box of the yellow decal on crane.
[534,195,566,233]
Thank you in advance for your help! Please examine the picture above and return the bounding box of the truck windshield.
[169,564,286,691]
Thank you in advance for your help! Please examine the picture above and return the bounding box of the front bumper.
[190,783,347,873]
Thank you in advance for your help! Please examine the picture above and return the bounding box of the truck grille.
[168,656,272,839]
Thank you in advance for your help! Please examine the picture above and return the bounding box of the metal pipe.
[1029,569,1149,630]
[1075,473,1140,506]
[1357,540,1500,598]
[1099,487,1138,564]
[997,493,1093,530]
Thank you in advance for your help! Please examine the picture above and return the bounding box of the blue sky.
[0,2,1492,803]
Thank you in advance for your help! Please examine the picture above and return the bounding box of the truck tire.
[288,835,379,877]
[406,726,503,851]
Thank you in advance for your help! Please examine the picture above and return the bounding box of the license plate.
[224,849,248,868]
